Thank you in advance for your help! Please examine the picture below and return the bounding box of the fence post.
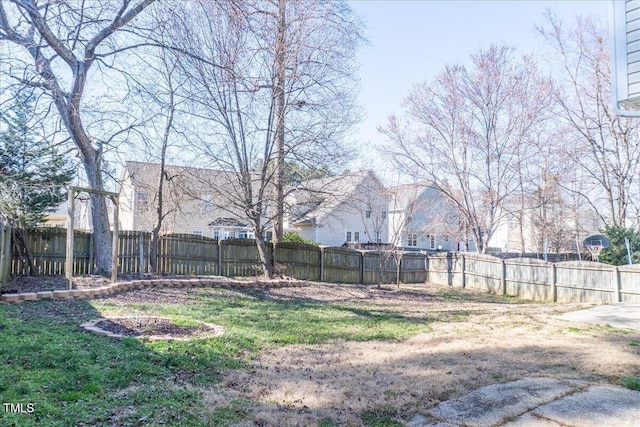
[65,191,75,289]
[360,251,365,284]
[550,263,557,302]
[111,195,119,283]
[461,253,466,289]
[139,234,145,275]
[501,259,507,295]
[320,247,325,282]
[0,223,11,286]
[217,239,223,276]
[425,253,431,284]
[88,233,94,273]
[613,266,621,303]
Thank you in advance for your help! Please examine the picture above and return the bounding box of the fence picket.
[5,228,640,304]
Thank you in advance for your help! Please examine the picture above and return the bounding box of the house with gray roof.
[286,170,390,247]
[388,182,475,251]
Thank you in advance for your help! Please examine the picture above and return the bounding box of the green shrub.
[282,231,318,246]
[599,225,640,266]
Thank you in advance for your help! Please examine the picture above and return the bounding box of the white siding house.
[119,161,260,238]
[388,183,474,251]
[287,171,390,247]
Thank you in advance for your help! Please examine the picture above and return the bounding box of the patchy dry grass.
[195,283,639,426]
[3,281,639,426]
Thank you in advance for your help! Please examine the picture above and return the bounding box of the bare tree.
[386,182,423,287]
[128,45,186,273]
[356,177,388,288]
[381,45,553,253]
[0,0,156,275]
[538,13,640,227]
[167,0,362,277]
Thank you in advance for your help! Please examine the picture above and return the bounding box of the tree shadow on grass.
[0,299,241,427]
[207,288,481,345]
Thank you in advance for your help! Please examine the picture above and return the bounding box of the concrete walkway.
[555,303,640,331]
[410,377,640,427]
[409,305,640,426]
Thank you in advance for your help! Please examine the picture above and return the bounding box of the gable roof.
[122,161,232,189]
[289,170,388,225]
[208,217,250,228]
[387,182,438,212]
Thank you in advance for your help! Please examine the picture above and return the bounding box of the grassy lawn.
[0,285,438,426]
[1,283,638,426]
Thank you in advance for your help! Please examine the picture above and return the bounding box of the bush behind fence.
[7,228,640,304]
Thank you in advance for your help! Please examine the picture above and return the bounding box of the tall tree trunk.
[254,229,273,279]
[48,65,113,276]
[1,0,156,277]
[150,79,175,274]
[84,159,113,276]
[273,0,286,245]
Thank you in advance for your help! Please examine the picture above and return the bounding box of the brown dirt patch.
[205,283,640,426]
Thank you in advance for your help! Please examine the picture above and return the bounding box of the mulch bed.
[90,316,224,340]
[94,317,219,338]
[1,275,120,293]
[1,274,211,294]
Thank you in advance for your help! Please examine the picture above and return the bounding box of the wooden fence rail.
[6,228,640,304]
[427,253,640,304]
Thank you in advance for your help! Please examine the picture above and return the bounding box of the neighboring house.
[208,217,254,240]
[119,161,258,238]
[45,194,109,231]
[286,171,390,247]
[388,183,474,251]
[489,206,602,253]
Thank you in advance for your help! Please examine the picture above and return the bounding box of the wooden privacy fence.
[7,228,640,304]
[427,252,640,304]
[9,229,428,284]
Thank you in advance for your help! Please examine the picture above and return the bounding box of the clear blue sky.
[349,0,609,173]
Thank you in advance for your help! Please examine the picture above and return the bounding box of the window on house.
[354,231,360,242]
[239,230,254,239]
[212,230,220,240]
[408,233,418,247]
[346,231,352,242]
[200,195,213,214]
[136,190,148,203]
[428,234,435,249]
[365,210,371,218]
[226,231,236,239]
[193,230,203,236]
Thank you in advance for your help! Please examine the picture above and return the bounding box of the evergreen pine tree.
[0,92,75,228]
[600,225,640,266]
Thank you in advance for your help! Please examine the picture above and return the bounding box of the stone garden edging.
[0,277,306,304]
[80,316,226,341]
